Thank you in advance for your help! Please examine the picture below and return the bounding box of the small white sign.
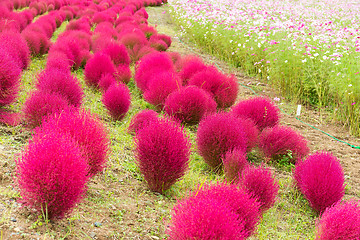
[296,105,302,116]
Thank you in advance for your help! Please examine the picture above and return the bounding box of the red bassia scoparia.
[293,151,345,214]
[134,117,191,194]
[15,131,88,220]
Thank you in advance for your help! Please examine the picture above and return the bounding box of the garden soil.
[0,4,359,240]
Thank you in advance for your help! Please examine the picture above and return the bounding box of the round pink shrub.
[128,109,158,134]
[37,110,110,177]
[22,91,70,128]
[119,30,147,49]
[223,149,249,184]
[101,42,130,66]
[315,200,360,240]
[134,117,191,193]
[134,52,175,92]
[0,48,21,107]
[168,196,246,240]
[150,39,168,52]
[129,44,155,63]
[177,55,207,85]
[0,31,31,70]
[37,68,84,108]
[164,86,217,124]
[234,116,259,152]
[240,165,279,213]
[231,96,280,131]
[15,131,88,219]
[46,51,72,74]
[197,112,248,170]
[115,64,132,84]
[143,71,181,109]
[259,125,309,164]
[167,51,181,66]
[99,73,116,92]
[293,152,345,214]
[21,29,50,56]
[188,66,238,108]
[102,83,131,121]
[179,182,261,238]
[84,53,116,87]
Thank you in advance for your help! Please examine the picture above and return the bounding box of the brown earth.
[0,3,359,240]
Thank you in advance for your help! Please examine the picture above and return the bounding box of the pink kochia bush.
[84,52,115,87]
[37,110,110,177]
[0,30,31,70]
[223,149,249,184]
[134,118,191,193]
[15,131,88,220]
[232,97,280,131]
[315,200,360,240]
[168,196,246,240]
[134,52,175,92]
[176,55,207,85]
[101,42,130,66]
[143,71,181,109]
[235,116,259,152]
[240,165,279,213]
[22,91,71,128]
[258,125,310,164]
[164,86,217,124]
[102,83,131,121]
[0,48,21,107]
[293,152,345,214]
[127,109,158,134]
[36,68,84,108]
[197,113,247,170]
[167,182,261,239]
[188,66,239,108]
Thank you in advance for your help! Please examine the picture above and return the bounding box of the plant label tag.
[296,105,302,116]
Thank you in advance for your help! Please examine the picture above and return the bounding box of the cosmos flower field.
[168,0,360,135]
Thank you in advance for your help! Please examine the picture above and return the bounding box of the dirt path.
[146,5,360,198]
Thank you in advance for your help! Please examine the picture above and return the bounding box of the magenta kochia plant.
[176,55,207,85]
[134,52,175,92]
[168,195,247,240]
[188,66,239,108]
[0,48,21,107]
[258,125,310,163]
[223,149,249,184]
[84,52,116,87]
[127,109,158,135]
[143,71,181,109]
[36,68,84,108]
[240,165,279,213]
[197,112,247,170]
[293,152,345,214]
[315,200,360,240]
[102,83,131,121]
[232,96,280,131]
[0,30,31,70]
[167,182,261,239]
[101,42,130,66]
[164,86,217,124]
[15,131,88,220]
[235,116,259,152]
[22,91,71,128]
[37,109,110,177]
[134,117,191,194]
